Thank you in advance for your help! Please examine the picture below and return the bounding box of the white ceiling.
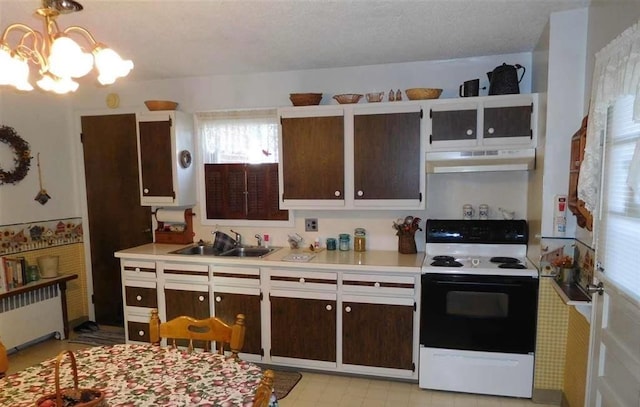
[0,0,593,83]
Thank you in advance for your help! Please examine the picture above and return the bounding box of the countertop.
[115,243,425,273]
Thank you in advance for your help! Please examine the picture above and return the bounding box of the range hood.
[426,148,535,173]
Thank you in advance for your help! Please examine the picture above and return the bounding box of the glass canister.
[326,238,337,251]
[338,233,350,251]
[354,228,366,252]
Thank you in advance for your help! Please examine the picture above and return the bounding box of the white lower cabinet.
[121,260,157,344]
[119,257,420,380]
[212,266,262,358]
[268,268,338,368]
[341,273,418,377]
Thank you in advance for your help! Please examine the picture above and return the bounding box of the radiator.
[0,285,64,350]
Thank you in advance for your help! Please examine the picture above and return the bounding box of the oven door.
[420,273,538,354]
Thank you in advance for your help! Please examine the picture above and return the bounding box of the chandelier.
[0,0,133,94]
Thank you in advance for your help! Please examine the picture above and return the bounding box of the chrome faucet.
[255,234,263,247]
[230,229,242,246]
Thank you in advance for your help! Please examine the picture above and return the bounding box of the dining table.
[0,343,278,406]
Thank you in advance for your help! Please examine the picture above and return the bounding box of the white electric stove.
[419,219,539,398]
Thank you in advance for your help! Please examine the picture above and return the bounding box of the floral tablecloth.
[0,344,278,406]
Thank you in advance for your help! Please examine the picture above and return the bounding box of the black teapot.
[487,63,526,95]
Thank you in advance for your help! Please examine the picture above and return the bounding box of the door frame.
[73,107,139,321]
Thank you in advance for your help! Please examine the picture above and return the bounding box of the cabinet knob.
[488,127,495,134]
[466,129,473,136]
[299,277,305,284]
[334,190,341,197]
[143,188,149,193]
[134,267,140,272]
[198,295,205,302]
[357,190,364,197]
[575,160,581,167]
[345,306,352,313]
[138,330,145,337]
[136,295,142,301]
[374,282,380,288]
[215,296,222,302]
[326,304,332,311]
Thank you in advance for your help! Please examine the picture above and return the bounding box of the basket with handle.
[35,350,105,407]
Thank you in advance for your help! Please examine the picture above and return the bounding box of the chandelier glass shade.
[0,0,133,94]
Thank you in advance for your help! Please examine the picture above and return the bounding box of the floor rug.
[68,330,126,346]
[272,370,302,400]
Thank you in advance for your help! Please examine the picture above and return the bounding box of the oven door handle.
[433,280,526,288]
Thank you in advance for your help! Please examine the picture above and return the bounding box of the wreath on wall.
[0,125,32,185]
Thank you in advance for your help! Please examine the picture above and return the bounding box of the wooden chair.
[0,340,8,378]
[149,309,246,359]
[252,369,275,407]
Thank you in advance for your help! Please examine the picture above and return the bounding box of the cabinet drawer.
[342,274,416,297]
[127,321,150,343]
[270,269,337,291]
[122,260,156,279]
[125,286,158,308]
[212,266,260,287]
[162,262,208,283]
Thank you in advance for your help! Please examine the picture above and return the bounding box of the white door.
[586,276,640,407]
[586,96,640,407]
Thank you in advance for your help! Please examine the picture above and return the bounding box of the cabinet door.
[430,109,477,145]
[270,296,336,362]
[342,301,414,370]
[138,119,174,199]
[214,292,262,355]
[165,288,210,348]
[281,116,344,200]
[483,105,531,140]
[354,112,421,200]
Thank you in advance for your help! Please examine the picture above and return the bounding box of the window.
[196,110,288,223]
[598,95,640,300]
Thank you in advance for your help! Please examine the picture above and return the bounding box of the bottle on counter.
[338,233,350,251]
[354,228,366,252]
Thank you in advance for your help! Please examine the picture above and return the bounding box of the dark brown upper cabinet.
[136,111,196,206]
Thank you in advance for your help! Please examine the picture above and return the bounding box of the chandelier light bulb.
[94,47,134,85]
[37,74,79,94]
[48,36,93,78]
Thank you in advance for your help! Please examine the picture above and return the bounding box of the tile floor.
[6,337,558,407]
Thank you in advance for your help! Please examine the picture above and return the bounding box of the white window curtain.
[599,96,640,300]
[196,109,279,164]
[579,19,640,212]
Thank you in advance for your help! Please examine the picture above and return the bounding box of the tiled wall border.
[0,218,83,255]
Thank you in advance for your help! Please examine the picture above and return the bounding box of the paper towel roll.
[155,208,187,223]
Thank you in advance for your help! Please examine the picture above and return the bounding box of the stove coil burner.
[433,255,455,261]
[490,257,520,264]
[498,263,527,269]
[430,255,463,267]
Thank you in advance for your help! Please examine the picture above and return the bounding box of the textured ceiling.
[0,0,592,82]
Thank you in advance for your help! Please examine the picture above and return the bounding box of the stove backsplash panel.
[426,171,529,220]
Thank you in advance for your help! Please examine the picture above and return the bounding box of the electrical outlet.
[305,218,318,232]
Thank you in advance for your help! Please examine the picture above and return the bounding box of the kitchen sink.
[219,246,278,257]
[170,244,279,258]
[170,245,224,256]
